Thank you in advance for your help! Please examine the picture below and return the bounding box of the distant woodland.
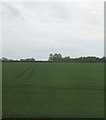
[1,53,106,63]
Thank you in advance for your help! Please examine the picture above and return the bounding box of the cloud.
[2,2,104,60]
[2,0,105,3]
[0,3,2,58]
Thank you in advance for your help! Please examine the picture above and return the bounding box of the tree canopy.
[1,54,105,63]
[48,53,105,63]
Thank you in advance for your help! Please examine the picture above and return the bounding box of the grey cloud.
[2,3,21,18]
[2,2,104,60]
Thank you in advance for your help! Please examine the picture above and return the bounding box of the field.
[2,62,104,118]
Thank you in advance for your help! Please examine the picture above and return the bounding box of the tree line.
[1,53,106,63]
[1,57,35,62]
[48,53,105,63]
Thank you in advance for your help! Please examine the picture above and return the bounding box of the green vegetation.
[2,54,106,63]
[48,53,105,63]
[2,62,104,118]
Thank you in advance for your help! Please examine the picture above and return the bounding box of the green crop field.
[2,62,104,118]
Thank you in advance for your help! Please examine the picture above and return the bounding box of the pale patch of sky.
[2,1,104,60]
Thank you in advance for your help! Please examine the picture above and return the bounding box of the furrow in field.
[27,66,35,79]
[42,86,104,90]
[15,66,32,79]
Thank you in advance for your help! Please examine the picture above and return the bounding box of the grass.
[2,62,104,118]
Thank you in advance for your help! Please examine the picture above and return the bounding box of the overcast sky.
[2,1,104,60]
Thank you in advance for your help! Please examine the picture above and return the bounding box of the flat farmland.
[2,62,104,118]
